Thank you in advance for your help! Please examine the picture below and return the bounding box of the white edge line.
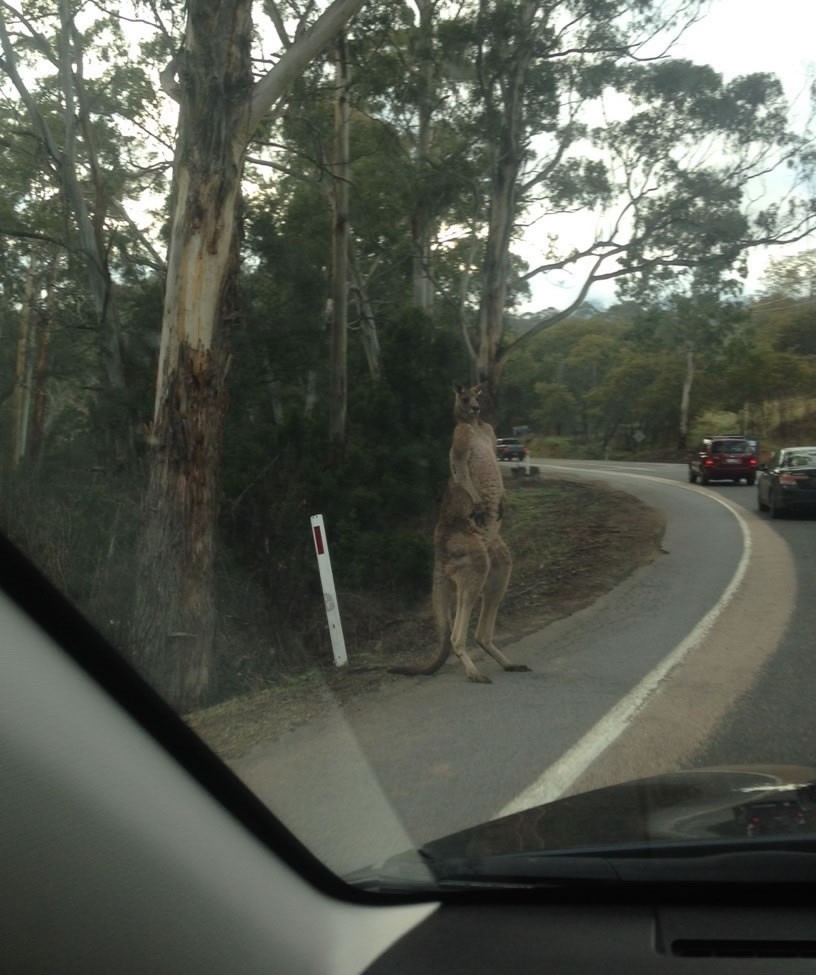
[495,466,752,818]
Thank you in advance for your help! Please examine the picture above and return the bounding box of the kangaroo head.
[453,383,482,422]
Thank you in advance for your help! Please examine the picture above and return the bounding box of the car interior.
[5,530,816,975]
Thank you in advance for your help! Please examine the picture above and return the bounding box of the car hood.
[351,766,816,887]
[424,766,816,858]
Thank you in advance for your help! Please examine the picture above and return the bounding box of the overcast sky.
[519,0,816,313]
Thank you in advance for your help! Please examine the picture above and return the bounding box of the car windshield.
[2,0,816,891]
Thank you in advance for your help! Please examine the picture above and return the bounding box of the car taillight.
[780,474,808,485]
[749,457,757,467]
[704,458,714,466]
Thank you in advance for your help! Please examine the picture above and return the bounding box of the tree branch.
[248,0,366,136]
[0,226,67,248]
[159,52,182,103]
[499,255,606,362]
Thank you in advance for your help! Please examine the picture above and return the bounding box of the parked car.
[496,437,528,462]
[757,446,816,518]
[688,435,758,485]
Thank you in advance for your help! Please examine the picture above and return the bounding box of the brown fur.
[390,385,530,683]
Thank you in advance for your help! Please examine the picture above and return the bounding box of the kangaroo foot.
[467,672,492,684]
[504,664,531,672]
[476,639,530,673]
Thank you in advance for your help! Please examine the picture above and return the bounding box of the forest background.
[1,0,815,709]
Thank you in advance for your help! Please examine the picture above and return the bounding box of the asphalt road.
[234,460,807,875]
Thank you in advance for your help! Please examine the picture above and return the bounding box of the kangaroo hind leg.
[475,536,530,673]
[449,547,492,684]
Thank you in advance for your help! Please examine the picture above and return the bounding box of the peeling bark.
[134,342,231,707]
[134,0,251,709]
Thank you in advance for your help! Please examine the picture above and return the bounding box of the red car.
[688,435,757,485]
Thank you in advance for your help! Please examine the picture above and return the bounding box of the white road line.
[496,466,753,818]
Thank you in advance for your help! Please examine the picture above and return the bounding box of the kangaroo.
[390,384,530,683]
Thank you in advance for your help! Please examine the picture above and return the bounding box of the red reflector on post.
[313,525,324,555]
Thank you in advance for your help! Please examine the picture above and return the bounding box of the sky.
[518,0,816,313]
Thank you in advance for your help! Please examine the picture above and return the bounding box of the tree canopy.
[1,0,815,705]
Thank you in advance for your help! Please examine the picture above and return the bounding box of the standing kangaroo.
[390,384,530,683]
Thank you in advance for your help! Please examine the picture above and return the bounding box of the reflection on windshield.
[2,0,816,883]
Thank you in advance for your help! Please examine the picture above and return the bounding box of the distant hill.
[504,301,602,336]
[504,300,647,337]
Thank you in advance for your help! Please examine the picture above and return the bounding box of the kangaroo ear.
[452,382,465,394]
[473,384,482,396]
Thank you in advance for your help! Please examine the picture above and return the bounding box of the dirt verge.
[188,474,666,759]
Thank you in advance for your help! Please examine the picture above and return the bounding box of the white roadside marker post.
[310,514,348,668]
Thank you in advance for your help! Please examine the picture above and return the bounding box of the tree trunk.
[11,255,38,471]
[134,0,366,709]
[410,0,436,311]
[135,340,233,708]
[57,0,125,403]
[1,0,126,458]
[328,34,350,446]
[349,243,381,382]
[133,0,252,710]
[29,250,60,467]
[474,1,537,415]
[678,345,695,451]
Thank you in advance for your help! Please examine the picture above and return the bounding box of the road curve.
[234,462,796,872]
[501,461,796,813]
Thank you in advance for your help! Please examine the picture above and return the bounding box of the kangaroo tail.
[389,565,452,676]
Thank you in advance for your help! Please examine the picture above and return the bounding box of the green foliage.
[532,383,578,436]
[760,249,816,300]
[215,303,465,686]
[689,411,742,445]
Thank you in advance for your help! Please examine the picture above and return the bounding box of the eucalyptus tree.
[434,0,816,412]
[0,0,175,462]
[632,290,747,449]
[133,0,366,709]
[750,249,816,358]
[760,249,816,300]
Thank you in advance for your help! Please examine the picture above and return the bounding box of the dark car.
[496,437,528,462]
[757,446,816,518]
[688,435,758,485]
